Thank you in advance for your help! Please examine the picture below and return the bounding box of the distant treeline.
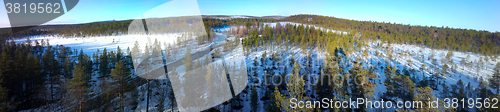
[282,14,500,56]
[1,15,498,56]
[0,17,278,42]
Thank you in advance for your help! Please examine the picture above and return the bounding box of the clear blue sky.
[1,0,499,32]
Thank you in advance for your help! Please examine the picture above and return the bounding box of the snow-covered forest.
[0,15,499,112]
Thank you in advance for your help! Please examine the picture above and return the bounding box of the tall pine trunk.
[79,89,83,112]
[146,79,150,112]
[119,85,123,112]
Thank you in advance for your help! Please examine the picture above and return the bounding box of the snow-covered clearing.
[13,33,206,55]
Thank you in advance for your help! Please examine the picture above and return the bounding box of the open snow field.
[14,33,201,55]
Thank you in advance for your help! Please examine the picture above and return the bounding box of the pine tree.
[489,62,500,94]
[441,84,451,98]
[182,47,193,72]
[204,64,217,106]
[0,46,13,89]
[166,79,176,111]
[63,56,72,78]
[69,63,89,112]
[460,58,466,73]
[272,62,312,111]
[42,46,57,103]
[14,48,27,96]
[0,70,13,111]
[396,75,416,103]
[169,67,179,110]
[478,80,492,99]
[99,73,114,111]
[453,80,467,111]
[110,60,131,112]
[26,53,43,103]
[315,72,336,112]
[151,40,159,59]
[445,50,454,63]
[384,65,395,84]
[0,85,7,111]
[150,80,167,112]
[442,64,449,76]
[350,64,377,112]
[421,63,427,78]
[413,87,445,112]
[384,66,416,104]
[268,87,281,112]
[251,86,258,112]
[465,54,471,61]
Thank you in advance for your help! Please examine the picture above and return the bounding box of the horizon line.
[1,14,498,33]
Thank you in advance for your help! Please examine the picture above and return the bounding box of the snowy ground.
[234,40,499,111]
[15,22,500,111]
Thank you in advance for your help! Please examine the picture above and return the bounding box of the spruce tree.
[132,41,140,63]
[63,56,72,78]
[99,48,110,77]
[116,46,123,61]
